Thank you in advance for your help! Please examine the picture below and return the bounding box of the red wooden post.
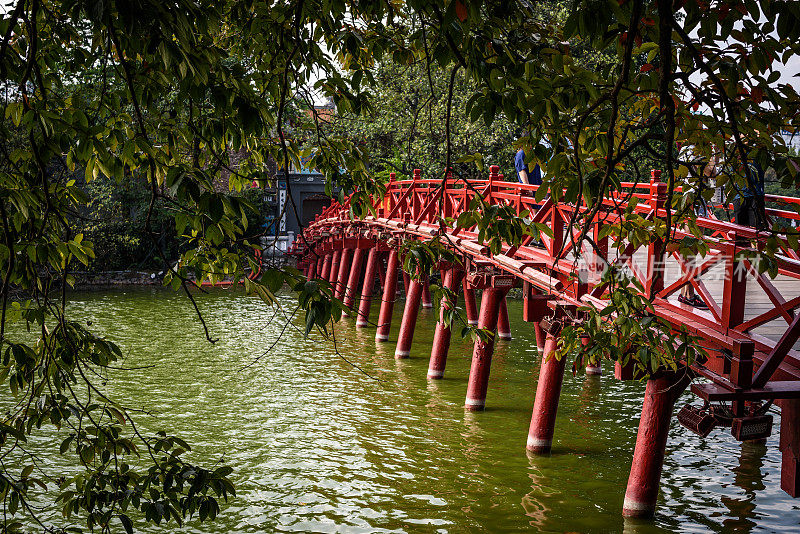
[402,270,411,297]
[551,191,564,257]
[307,257,318,281]
[376,249,400,342]
[314,255,324,281]
[320,251,333,282]
[377,253,386,288]
[342,247,366,314]
[412,168,421,218]
[428,268,465,379]
[498,297,511,340]
[527,329,567,453]
[463,278,478,326]
[488,165,498,202]
[780,399,800,497]
[395,275,424,358]
[443,168,454,219]
[465,275,513,410]
[334,247,352,299]
[522,283,548,352]
[622,371,690,518]
[422,281,433,309]
[647,178,667,296]
[356,247,379,328]
[615,359,636,380]
[328,249,341,284]
[583,335,601,375]
[722,233,747,330]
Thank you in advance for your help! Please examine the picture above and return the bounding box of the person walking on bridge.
[515,148,542,186]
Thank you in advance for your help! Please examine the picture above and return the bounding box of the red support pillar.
[320,252,333,282]
[376,249,400,342]
[395,275,425,358]
[463,278,478,326]
[498,297,511,340]
[314,255,323,281]
[622,371,690,518]
[522,282,548,352]
[402,270,411,297]
[428,268,465,379]
[533,322,545,352]
[342,247,366,315]
[334,247,352,299]
[422,281,433,309]
[464,276,512,410]
[377,255,386,289]
[780,399,800,497]
[527,331,567,453]
[307,257,318,281]
[356,247,379,328]
[583,335,601,375]
[328,249,341,284]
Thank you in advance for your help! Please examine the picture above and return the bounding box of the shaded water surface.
[12,288,800,532]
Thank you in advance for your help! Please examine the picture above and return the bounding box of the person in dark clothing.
[515,149,542,185]
[734,161,765,227]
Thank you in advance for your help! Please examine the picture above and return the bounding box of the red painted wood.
[376,249,399,342]
[583,335,601,375]
[428,268,465,379]
[421,280,433,309]
[780,399,800,497]
[402,270,411,297]
[328,249,341,284]
[753,314,800,388]
[395,277,424,358]
[356,248,379,328]
[334,247,352,299]
[464,287,506,410]
[320,252,333,282]
[722,238,747,330]
[498,297,511,340]
[623,372,690,518]
[463,279,478,326]
[343,247,366,314]
[307,257,318,281]
[527,334,567,453]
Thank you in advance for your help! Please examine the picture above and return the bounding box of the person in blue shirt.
[514,149,542,185]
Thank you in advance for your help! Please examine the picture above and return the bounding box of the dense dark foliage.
[0,0,798,531]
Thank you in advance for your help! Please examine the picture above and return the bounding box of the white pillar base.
[526,435,552,450]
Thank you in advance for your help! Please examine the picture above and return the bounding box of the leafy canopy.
[1,0,799,531]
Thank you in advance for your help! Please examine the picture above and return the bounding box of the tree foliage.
[321,61,521,178]
[1,0,800,530]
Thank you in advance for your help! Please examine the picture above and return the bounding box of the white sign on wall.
[278,189,287,233]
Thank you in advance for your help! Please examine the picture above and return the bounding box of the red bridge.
[288,165,800,518]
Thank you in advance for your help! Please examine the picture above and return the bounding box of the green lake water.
[8,287,800,532]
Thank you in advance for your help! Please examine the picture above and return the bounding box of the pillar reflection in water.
[721,440,767,532]
[521,458,555,532]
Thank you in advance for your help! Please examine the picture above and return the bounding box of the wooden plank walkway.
[618,249,800,351]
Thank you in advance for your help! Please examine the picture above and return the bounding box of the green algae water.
[10,288,800,532]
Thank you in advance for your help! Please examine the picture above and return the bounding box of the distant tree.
[1,0,799,531]
[320,62,521,179]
